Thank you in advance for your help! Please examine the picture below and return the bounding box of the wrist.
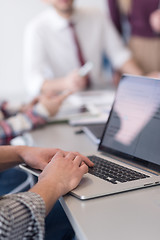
[15,146,42,168]
[39,176,64,199]
[33,102,50,118]
[63,76,70,89]
[13,145,28,164]
[30,178,63,215]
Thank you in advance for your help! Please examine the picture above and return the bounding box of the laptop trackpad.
[70,173,120,200]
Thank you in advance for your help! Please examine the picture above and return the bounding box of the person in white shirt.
[24,0,143,97]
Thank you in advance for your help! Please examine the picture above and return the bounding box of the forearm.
[0,145,40,171]
[29,151,93,216]
[0,145,26,171]
[30,178,62,216]
[119,58,144,76]
[42,78,68,95]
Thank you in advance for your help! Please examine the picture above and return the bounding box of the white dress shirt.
[23,7,131,96]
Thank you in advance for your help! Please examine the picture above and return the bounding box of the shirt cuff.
[33,102,50,119]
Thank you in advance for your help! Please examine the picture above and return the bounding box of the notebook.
[20,75,160,200]
[70,75,160,199]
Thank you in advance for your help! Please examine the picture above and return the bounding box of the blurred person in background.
[23,0,144,97]
[108,0,160,77]
[0,92,70,145]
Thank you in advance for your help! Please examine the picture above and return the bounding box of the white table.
[31,123,160,240]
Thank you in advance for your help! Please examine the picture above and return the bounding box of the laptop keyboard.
[88,155,150,184]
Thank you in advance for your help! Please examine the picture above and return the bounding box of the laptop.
[20,75,160,200]
[70,75,160,199]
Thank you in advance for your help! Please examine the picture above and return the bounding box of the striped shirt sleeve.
[0,192,46,240]
[0,103,49,145]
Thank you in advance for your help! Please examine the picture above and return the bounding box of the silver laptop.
[20,75,160,200]
[70,75,160,199]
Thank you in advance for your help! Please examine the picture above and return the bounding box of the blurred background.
[0,0,107,100]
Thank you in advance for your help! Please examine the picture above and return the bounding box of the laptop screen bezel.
[98,75,160,173]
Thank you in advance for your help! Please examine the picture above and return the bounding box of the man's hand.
[64,69,88,92]
[39,90,71,116]
[29,149,94,215]
[18,146,66,170]
[18,146,93,171]
[146,71,160,79]
[39,150,93,197]
[150,9,160,34]
[20,91,71,117]
[20,97,40,112]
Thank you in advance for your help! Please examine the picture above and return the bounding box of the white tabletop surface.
[31,123,160,240]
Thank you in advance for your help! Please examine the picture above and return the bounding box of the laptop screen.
[99,75,160,167]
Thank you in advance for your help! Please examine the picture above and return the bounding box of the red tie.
[69,22,91,88]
